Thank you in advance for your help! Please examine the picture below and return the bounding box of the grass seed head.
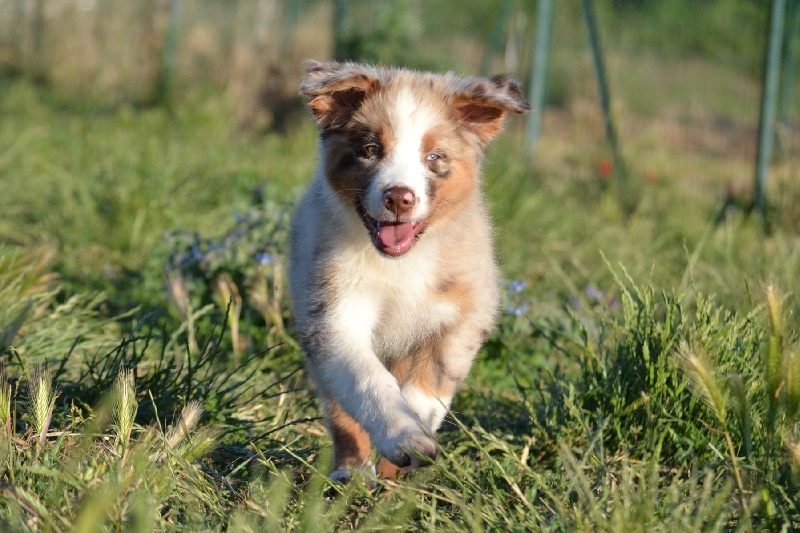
[678,341,727,425]
[113,369,138,448]
[212,273,242,316]
[164,268,191,320]
[766,284,783,339]
[28,365,57,444]
[166,401,204,449]
[178,425,222,463]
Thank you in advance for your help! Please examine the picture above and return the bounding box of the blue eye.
[426,153,440,161]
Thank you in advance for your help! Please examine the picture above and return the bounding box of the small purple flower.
[191,246,203,262]
[584,284,604,301]
[506,303,528,316]
[507,280,528,293]
[256,252,273,266]
[233,211,244,223]
[568,293,581,309]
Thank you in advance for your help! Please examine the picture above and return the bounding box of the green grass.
[1,59,800,532]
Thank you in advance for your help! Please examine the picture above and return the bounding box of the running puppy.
[289,61,529,481]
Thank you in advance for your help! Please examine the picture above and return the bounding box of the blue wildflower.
[233,211,244,223]
[256,252,273,266]
[506,303,528,316]
[507,280,528,293]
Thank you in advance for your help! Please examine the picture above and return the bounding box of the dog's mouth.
[356,201,426,257]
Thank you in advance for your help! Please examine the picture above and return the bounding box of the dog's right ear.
[300,60,381,130]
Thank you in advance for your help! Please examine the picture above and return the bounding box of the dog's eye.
[359,144,381,159]
[426,153,440,161]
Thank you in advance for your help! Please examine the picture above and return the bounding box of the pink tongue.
[377,222,416,256]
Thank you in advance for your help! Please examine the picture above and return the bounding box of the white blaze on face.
[366,88,435,221]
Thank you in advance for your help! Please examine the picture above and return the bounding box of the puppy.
[289,61,529,482]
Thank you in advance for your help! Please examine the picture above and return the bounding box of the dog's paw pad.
[382,431,439,470]
[329,466,354,483]
[328,462,377,490]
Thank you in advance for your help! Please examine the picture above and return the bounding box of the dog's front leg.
[376,316,489,479]
[303,292,439,477]
[405,312,490,429]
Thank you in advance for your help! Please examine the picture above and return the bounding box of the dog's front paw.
[329,461,377,489]
[378,428,439,470]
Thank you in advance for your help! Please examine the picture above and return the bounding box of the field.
[2,1,800,531]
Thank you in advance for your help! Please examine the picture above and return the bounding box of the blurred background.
[0,0,798,305]
[2,0,797,170]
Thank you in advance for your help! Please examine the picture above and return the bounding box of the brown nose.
[383,187,416,217]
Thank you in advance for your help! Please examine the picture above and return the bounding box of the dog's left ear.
[452,75,530,145]
[300,60,382,130]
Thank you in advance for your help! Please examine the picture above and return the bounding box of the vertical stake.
[580,0,635,213]
[156,0,182,109]
[580,0,625,182]
[526,0,555,151]
[755,0,788,222]
[778,0,800,139]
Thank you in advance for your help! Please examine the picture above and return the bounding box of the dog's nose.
[383,187,416,217]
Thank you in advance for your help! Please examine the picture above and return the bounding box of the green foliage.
[334,0,455,71]
[601,0,768,71]
[163,199,292,358]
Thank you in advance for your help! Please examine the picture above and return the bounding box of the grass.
[2,33,800,531]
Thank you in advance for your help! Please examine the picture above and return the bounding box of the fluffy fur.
[289,61,529,481]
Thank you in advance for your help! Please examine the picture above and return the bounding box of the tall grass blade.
[729,374,752,460]
[1,300,32,350]
[0,365,10,432]
[0,366,11,473]
[765,284,785,453]
[784,349,800,421]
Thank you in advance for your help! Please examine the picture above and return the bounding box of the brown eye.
[359,143,380,159]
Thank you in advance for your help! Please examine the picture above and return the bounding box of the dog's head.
[300,61,529,257]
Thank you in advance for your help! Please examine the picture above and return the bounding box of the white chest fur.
[328,235,460,362]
